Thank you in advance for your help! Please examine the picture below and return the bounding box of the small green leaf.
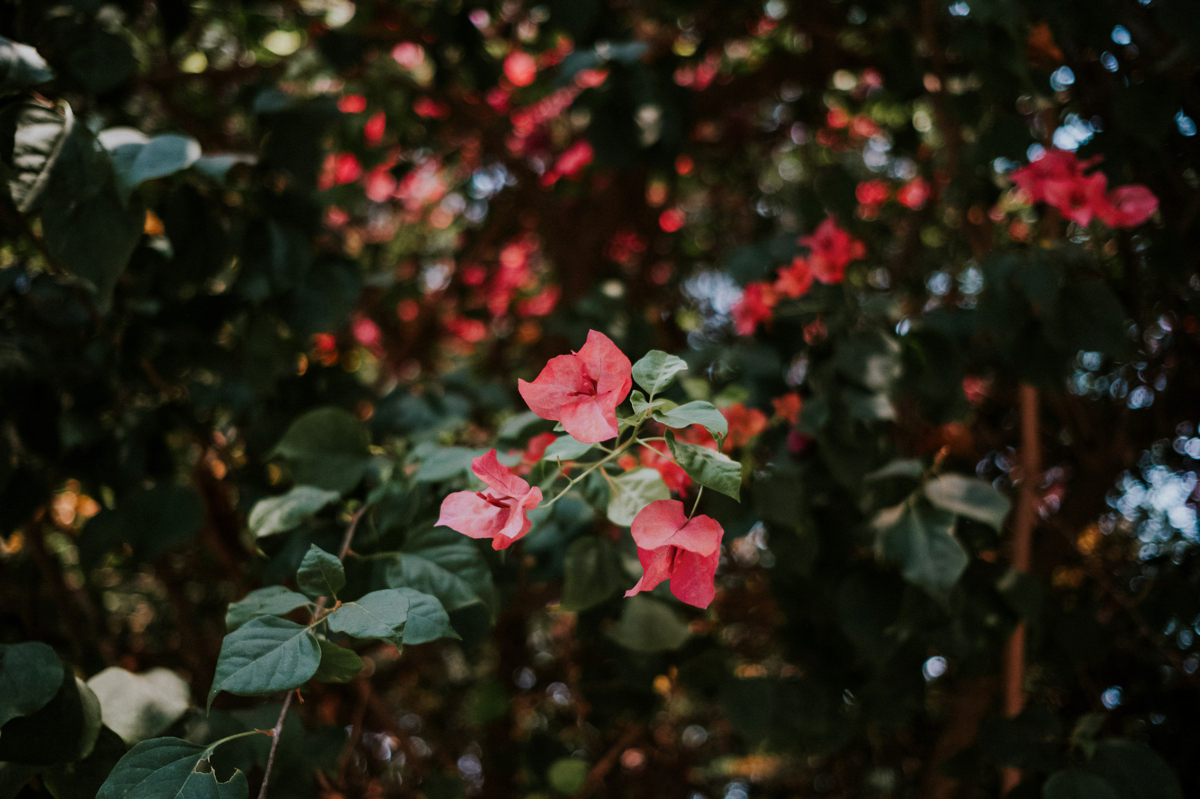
[273,407,372,494]
[1042,769,1121,799]
[226,586,311,631]
[0,641,63,727]
[561,537,624,611]
[413,447,488,482]
[652,400,729,438]
[606,468,670,527]
[666,432,741,500]
[86,668,191,744]
[544,435,595,461]
[97,737,248,799]
[296,545,345,599]
[395,587,459,644]
[547,758,589,794]
[606,595,691,652]
[874,502,967,601]
[98,130,202,203]
[249,485,341,539]
[326,589,410,642]
[629,390,667,415]
[632,351,688,396]
[207,617,322,709]
[924,474,1012,531]
[312,640,364,683]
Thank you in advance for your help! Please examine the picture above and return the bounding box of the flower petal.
[671,514,724,556]
[668,548,719,608]
[436,491,505,540]
[560,395,619,443]
[576,330,632,405]
[630,499,689,550]
[623,545,673,597]
[471,449,531,498]
[518,354,589,421]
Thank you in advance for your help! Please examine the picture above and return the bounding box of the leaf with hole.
[97,737,247,799]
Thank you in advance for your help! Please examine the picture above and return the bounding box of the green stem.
[688,486,706,520]
[541,423,643,508]
[203,729,271,757]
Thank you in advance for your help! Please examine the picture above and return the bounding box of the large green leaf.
[606,596,691,652]
[560,536,624,611]
[86,667,191,745]
[386,542,492,614]
[39,113,144,309]
[1088,740,1183,799]
[666,432,741,500]
[543,435,596,461]
[0,641,63,727]
[273,407,372,494]
[392,588,458,644]
[924,474,1012,531]
[874,502,967,601]
[249,485,341,539]
[412,447,488,482]
[631,350,688,396]
[0,672,102,765]
[296,545,345,599]
[606,468,670,526]
[1042,769,1121,799]
[652,400,728,438]
[0,38,54,92]
[225,586,311,631]
[97,737,248,799]
[0,100,71,213]
[207,617,322,709]
[42,726,127,799]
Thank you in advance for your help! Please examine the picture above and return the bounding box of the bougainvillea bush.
[2,0,1200,797]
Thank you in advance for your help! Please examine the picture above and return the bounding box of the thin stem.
[687,486,705,520]
[256,502,366,799]
[541,424,643,509]
[204,728,272,757]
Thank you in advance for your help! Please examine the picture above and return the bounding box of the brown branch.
[570,724,643,799]
[1001,384,1040,795]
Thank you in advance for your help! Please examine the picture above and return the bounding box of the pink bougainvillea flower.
[799,216,865,284]
[1010,148,1100,204]
[625,500,724,608]
[731,281,778,335]
[774,256,814,299]
[518,330,632,443]
[897,177,931,209]
[1098,184,1158,228]
[436,450,543,549]
[1041,171,1110,227]
[364,111,387,147]
[504,51,538,87]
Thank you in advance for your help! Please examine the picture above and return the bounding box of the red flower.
[732,282,778,335]
[722,403,768,448]
[337,94,367,114]
[364,111,386,147]
[625,500,724,608]
[799,216,865,284]
[517,330,632,443]
[772,393,803,425]
[774,256,814,299]
[1097,184,1158,228]
[504,52,538,87]
[897,177,931,209]
[1041,171,1109,227]
[436,450,543,549]
[1010,149,1098,204]
[855,180,889,206]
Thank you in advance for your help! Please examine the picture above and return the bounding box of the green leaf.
[312,640,364,683]
[924,474,1012,530]
[0,641,63,727]
[864,459,924,482]
[191,154,256,184]
[496,410,546,442]
[0,671,103,765]
[85,667,191,745]
[97,737,248,799]
[0,763,38,799]
[1042,769,1121,799]
[652,400,729,438]
[207,617,322,709]
[0,38,54,92]
[249,485,341,539]
[296,545,345,599]
[543,435,596,461]
[666,431,741,500]
[0,100,71,213]
[1088,740,1183,799]
[273,407,372,494]
[606,468,670,527]
[98,129,202,203]
[326,588,457,645]
[834,331,903,393]
[386,553,486,614]
[606,596,691,652]
[40,115,144,309]
[226,586,311,631]
[325,589,410,642]
[629,390,666,415]
[413,447,487,482]
[560,537,624,611]
[874,502,967,601]
[547,758,589,794]
[42,726,127,799]
[632,350,688,396]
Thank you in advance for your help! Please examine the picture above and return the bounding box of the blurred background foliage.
[2,0,1200,796]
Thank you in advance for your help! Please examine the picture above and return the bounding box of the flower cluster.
[435,331,744,608]
[1010,148,1158,228]
[732,216,866,335]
